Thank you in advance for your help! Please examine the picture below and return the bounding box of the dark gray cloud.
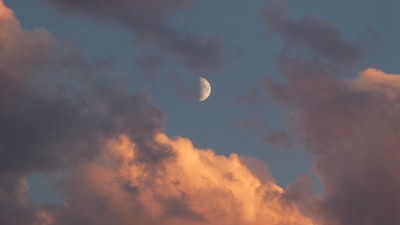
[0,172,36,225]
[260,2,378,71]
[0,2,174,224]
[161,194,207,222]
[0,0,170,175]
[44,0,224,74]
[0,54,168,174]
[262,130,292,148]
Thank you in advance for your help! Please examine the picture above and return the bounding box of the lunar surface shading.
[199,77,211,102]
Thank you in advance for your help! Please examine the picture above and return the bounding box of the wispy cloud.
[45,0,224,76]
[260,1,379,71]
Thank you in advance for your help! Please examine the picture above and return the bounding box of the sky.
[0,0,399,225]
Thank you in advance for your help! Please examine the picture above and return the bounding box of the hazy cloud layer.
[45,0,224,74]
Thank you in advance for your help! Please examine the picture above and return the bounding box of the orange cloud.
[349,68,400,101]
[34,210,54,225]
[56,133,316,225]
[0,0,13,19]
[0,0,59,78]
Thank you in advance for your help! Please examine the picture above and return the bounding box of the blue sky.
[1,0,400,224]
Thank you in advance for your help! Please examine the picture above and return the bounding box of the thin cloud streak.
[45,0,224,75]
[260,1,379,71]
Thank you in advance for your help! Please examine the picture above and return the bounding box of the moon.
[199,77,211,102]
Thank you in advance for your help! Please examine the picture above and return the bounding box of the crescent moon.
[199,77,211,102]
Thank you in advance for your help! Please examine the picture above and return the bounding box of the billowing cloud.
[49,133,315,225]
[45,0,224,74]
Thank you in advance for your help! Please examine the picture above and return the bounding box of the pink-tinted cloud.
[288,68,400,225]
[260,3,400,224]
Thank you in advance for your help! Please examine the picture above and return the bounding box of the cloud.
[260,3,400,224]
[0,0,59,76]
[286,68,400,225]
[260,2,378,71]
[45,0,224,74]
[260,10,400,222]
[50,133,315,225]
[0,1,171,224]
[233,1,380,145]
[0,0,168,175]
[262,130,292,148]
[0,172,34,225]
[262,23,400,225]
